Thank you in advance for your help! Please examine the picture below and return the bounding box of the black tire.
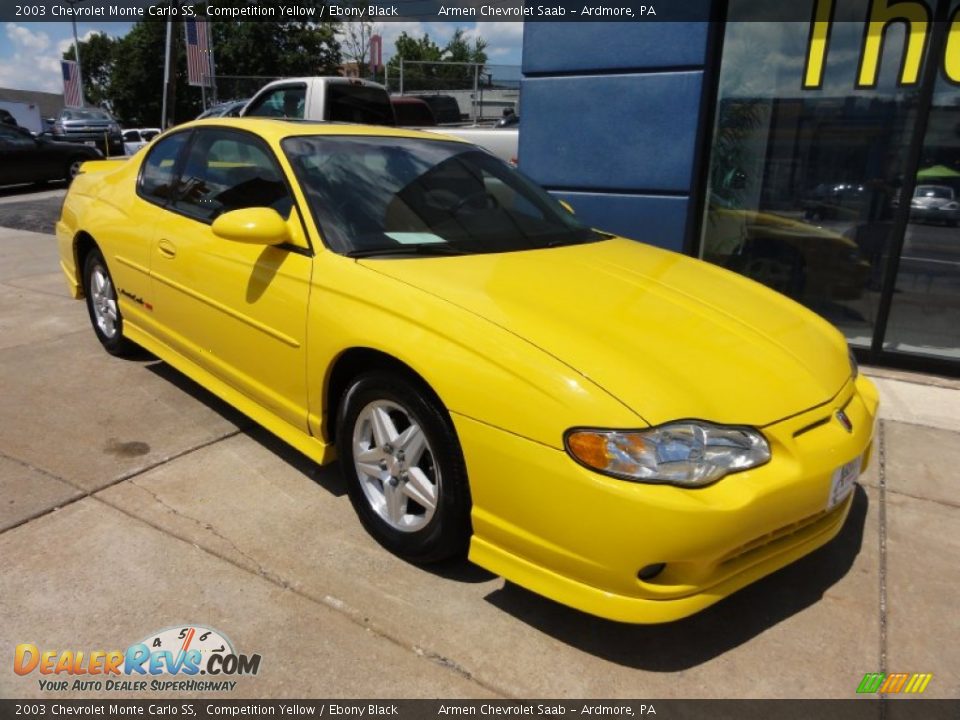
[82,248,136,356]
[336,371,471,564]
[66,156,86,184]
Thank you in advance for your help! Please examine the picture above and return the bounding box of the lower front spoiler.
[470,490,855,624]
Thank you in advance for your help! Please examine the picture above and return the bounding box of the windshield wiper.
[346,244,467,258]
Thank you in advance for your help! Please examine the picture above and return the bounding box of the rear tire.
[83,248,136,356]
[336,371,472,564]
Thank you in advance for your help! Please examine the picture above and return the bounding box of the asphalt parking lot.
[1,185,958,699]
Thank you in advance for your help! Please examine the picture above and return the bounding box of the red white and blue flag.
[61,60,82,107]
[184,19,213,87]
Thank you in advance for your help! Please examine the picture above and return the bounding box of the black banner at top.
[0,0,855,24]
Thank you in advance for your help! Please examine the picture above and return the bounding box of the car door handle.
[158,239,176,259]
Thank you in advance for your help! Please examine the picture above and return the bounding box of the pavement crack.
[0,449,77,487]
[123,477,293,590]
[90,496,509,698]
[0,430,243,535]
[0,275,78,299]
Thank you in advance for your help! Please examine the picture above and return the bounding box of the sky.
[0,20,525,95]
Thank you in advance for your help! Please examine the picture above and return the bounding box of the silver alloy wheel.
[352,400,439,532]
[89,263,118,339]
[68,160,84,178]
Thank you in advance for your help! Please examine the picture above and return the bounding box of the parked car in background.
[50,108,124,157]
[910,185,960,226]
[196,99,248,120]
[390,96,436,127]
[122,127,162,156]
[415,94,463,124]
[802,182,869,221]
[0,123,101,185]
[705,195,871,302]
[0,109,19,127]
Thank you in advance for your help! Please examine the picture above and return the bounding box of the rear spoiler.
[77,157,129,175]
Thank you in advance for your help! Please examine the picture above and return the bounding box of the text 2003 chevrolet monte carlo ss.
[57,118,878,623]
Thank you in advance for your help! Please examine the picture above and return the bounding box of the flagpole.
[206,20,218,105]
[161,15,172,128]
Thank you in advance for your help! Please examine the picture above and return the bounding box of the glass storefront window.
[700,1,960,365]
[883,17,960,361]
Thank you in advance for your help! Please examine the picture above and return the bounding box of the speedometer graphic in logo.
[136,625,234,674]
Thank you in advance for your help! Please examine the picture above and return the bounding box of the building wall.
[0,88,64,124]
[519,19,713,252]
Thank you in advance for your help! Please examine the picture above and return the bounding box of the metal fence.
[387,61,520,125]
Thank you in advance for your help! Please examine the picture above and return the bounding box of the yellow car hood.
[361,237,851,427]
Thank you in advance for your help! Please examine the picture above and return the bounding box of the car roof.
[176,117,470,145]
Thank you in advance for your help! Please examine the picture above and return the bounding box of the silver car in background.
[911,185,960,227]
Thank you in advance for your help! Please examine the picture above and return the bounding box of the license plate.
[827,456,860,510]
[84,141,96,147]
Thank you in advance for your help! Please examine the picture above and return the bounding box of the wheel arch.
[324,347,448,445]
[73,231,100,298]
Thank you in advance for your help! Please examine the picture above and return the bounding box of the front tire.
[336,371,472,564]
[83,248,136,356]
[66,157,86,183]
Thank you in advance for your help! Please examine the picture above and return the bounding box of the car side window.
[0,125,34,146]
[244,85,306,119]
[123,130,140,142]
[171,129,293,223]
[139,132,190,204]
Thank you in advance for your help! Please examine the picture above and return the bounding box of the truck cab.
[240,77,395,126]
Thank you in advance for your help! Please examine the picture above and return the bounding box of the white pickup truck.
[241,77,518,164]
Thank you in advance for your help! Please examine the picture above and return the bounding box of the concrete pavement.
[0,223,957,699]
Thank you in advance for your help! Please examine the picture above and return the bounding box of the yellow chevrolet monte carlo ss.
[57,118,878,623]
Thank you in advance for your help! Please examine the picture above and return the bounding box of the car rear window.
[327,85,395,126]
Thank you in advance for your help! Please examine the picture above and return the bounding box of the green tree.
[388,29,488,92]
[97,6,342,126]
[210,19,342,99]
[107,20,197,126]
[61,32,117,109]
[443,28,487,65]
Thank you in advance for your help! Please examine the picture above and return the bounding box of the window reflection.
[701,7,921,351]
[885,78,960,360]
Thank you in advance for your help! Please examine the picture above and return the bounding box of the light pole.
[65,0,87,106]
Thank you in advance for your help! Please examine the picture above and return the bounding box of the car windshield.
[916,186,953,199]
[282,136,602,256]
[62,109,112,121]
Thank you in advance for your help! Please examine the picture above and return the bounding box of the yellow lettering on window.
[804,0,836,88]
[945,7,960,83]
[858,0,930,88]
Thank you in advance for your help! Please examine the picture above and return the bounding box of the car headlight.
[564,421,770,487]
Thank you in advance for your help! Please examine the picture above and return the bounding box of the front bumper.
[458,374,879,623]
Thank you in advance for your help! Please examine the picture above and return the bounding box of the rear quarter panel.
[56,157,157,330]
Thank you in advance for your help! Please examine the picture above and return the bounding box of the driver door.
[149,127,313,430]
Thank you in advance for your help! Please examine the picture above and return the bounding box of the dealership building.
[519,3,960,375]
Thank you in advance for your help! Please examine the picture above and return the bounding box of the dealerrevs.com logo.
[13,625,261,693]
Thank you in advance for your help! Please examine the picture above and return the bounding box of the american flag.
[184,19,213,87]
[61,60,82,108]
